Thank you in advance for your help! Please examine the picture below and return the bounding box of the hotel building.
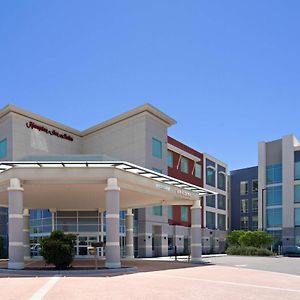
[0,103,226,266]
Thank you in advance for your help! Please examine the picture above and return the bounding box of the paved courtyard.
[0,257,300,299]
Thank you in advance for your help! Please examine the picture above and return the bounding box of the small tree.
[41,230,76,270]
[239,231,274,248]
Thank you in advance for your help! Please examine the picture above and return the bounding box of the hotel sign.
[26,121,74,142]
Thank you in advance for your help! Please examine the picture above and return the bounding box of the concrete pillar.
[23,209,30,260]
[125,209,134,259]
[105,178,121,268]
[8,178,24,270]
[191,199,202,263]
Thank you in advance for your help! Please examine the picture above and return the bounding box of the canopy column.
[105,178,121,268]
[8,178,25,270]
[191,199,202,263]
[125,209,134,259]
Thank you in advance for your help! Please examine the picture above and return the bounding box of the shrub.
[40,230,76,270]
[226,246,272,256]
[239,231,274,248]
[227,230,247,247]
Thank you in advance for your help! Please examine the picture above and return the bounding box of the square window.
[240,181,248,195]
[217,214,226,230]
[0,139,7,159]
[181,206,188,222]
[206,195,215,208]
[252,198,258,212]
[152,138,162,159]
[252,180,258,193]
[194,164,201,179]
[295,185,300,203]
[180,157,189,174]
[217,194,226,210]
[240,199,248,213]
[240,216,249,230]
[168,206,173,219]
[152,206,162,216]
[167,151,173,168]
[206,211,215,229]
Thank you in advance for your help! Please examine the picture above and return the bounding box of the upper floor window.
[240,216,249,230]
[240,199,248,213]
[167,151,173,168]
[152,205,162,216]
[217,194,226,210]
[266,186,282,206]
[0,138,7,159]
[267,207,282,228]
[252,180,258,193]
[194,163,201,179]
[295,208,300,226]
[218,172,226,190]
[206,159,216,187]
[266,164,282,184]
[217,214,226,231]
[152,167,162,173]
[180,206,188,222]
[295,185,300,203]
[206,195,216,208]
[206,211,215,229]
[152,138,162,159]
[252,198,258,212]
[252,215,258,230]
[240,181,248,195]
[295,151,300,180]
[180,157,189,174]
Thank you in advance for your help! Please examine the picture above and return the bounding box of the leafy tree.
[40,230,76,270]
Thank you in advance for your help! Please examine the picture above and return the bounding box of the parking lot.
[0,257,300,300]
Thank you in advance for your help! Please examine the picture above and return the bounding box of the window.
[0,139,7,159]
[181,207,188,222]
[152,167,162,173]
[240,181,248,195]
[168,206,173,219]
[267,208,282,228]
[206,211,215,229]
[206,195,215,208]
[240,216,249,230]
[295,208,300,226]
[266,164,282,184]
[152,138,162,159]
[194,164,202,179]
[218,172,226,190]
[295,162,300,180]
[295,185,300,203]
[217,194,226,210]
[240,199,248,213]
[266,186,282,206]
[167,151,173,167]
[217,214,226,230]
[252,215,258,230]
[294,151,300,180]
[180,157,189,174]
[152,206,162,216]
[252,180,258,193]
[252,198,258,212]
[206,159,215,186]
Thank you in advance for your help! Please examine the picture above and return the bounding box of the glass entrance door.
[77,235,98,256]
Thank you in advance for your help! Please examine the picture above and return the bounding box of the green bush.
[40,230,76,270]
[226,246,272,256]
[239,231,274,248]
[227,230,246,247]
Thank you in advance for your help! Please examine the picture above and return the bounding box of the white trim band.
[191,243,202,247]
[9,242,24,246]
[126,244,134,247]
[106,214,119,219]
[106,242,119,246]
[9,214,23,219]
[191,225,202,228]
[126,229,134,232]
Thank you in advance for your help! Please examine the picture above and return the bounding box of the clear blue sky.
[1,1,300,170]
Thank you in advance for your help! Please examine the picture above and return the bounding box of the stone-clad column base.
[105,178,121,269]
[190,200,202,264]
